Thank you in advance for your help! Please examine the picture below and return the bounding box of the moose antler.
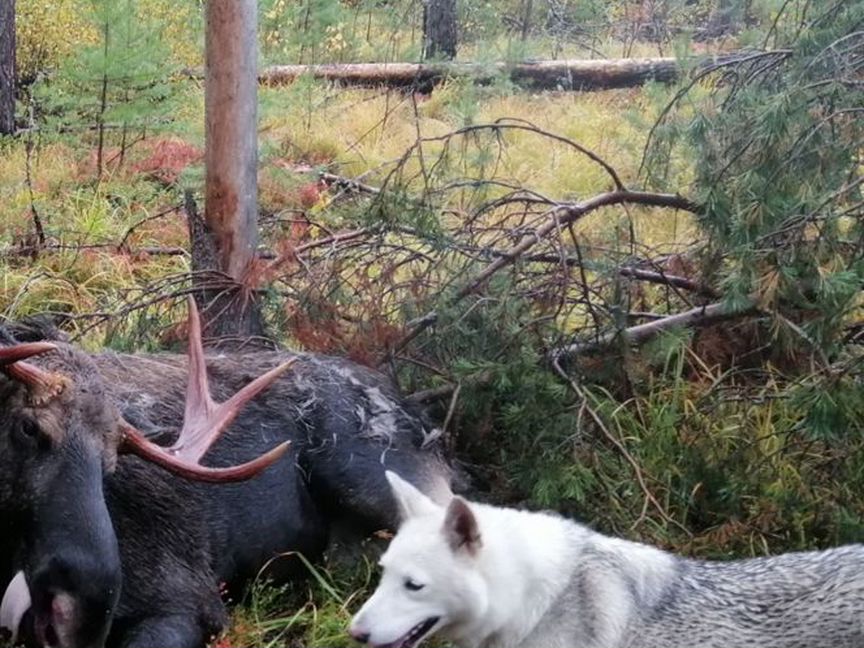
[0,342,70,403]
[119,298,295,482]
[0,342,57,365]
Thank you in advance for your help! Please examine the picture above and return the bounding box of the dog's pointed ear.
[443,497,482,555]
[386,470,439,521]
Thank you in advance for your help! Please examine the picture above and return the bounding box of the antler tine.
[184,296,212,422]
[0,343,69,400]
[119,297,297,482]
[119,424,291,483]
[171,297,297,463]
[0,342,57,366]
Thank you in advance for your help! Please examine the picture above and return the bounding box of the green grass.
[213,546,466,648]
[215,555,368,648]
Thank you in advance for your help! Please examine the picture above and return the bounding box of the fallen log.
[258,58,680,90]
[183,56,739,92]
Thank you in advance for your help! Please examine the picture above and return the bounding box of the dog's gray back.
[637,545,864,647]
[526,529,864,648]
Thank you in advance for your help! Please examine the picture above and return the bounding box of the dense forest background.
[1,1,863,645]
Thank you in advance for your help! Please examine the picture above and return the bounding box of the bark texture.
[0,0,15,135]
[253,57,688,91]
[203,0,263,340]
[423,0,458,60]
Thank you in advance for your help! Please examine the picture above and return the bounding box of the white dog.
[349,471,864,648]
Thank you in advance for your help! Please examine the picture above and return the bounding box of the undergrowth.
[3,2,864,646]
[214,554,371,648]
[2,78,861,647]
[2,74,861,648]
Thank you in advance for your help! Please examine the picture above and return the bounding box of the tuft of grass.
[215,551,379,648]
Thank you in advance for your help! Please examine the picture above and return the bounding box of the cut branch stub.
[119,298,295,482]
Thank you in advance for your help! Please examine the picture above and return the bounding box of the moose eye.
[12,418,41,447]
[404,578,425,592]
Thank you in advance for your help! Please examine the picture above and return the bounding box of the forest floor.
[6,18,860,645]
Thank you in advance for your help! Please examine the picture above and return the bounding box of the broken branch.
[552,300,759,361]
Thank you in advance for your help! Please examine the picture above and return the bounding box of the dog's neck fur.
[452,505,675,648]
[443,504,581,648]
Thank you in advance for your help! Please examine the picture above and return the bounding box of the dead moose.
[0,300,451,648]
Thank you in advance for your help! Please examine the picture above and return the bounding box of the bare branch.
[618,267,718,298]
[381,190,699,363]
[553,301,759,361]
[457,191,699,300]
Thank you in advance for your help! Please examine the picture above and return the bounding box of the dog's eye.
[404,578,425,592]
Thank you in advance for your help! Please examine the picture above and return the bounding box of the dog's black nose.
[350,628,370,644]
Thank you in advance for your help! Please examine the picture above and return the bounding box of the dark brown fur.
[0,333,450,648]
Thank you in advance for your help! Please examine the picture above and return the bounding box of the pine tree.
[37,0,178,177]
[647,0,864,354]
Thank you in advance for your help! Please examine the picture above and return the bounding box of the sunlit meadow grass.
[0,78,693,325]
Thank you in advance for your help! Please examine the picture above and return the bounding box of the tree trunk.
[0,0,15,136]
[520,0,533,42]
[423,0,457,60]
[202,0,264,341]
[705,0,740,38]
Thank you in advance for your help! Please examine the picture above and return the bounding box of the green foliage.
[43,0,181,124]
[16,0,91,83]
[33,0,182,170]
[215,551,385,648]
[401,278,584,498]
[16,0,200,84]
[398,264,864,555]
[648,1,864,352]
[262,0,354,64]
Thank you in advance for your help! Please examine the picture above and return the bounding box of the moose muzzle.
[3,440,122,648]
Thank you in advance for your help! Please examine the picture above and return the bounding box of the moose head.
[0,299,293,648]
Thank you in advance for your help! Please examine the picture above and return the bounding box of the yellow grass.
[1,80,696,334]
[263,81,697,251]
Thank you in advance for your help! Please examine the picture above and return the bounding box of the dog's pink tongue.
[0,571,32,642]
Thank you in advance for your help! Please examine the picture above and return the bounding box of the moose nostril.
[350,628,371,644]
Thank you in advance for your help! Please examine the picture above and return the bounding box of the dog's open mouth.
[382,616,440,648]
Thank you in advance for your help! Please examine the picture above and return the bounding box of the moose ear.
[386,471,439,521]
[443,497,481,555]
